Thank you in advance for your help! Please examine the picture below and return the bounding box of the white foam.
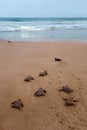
[0,19,87,32]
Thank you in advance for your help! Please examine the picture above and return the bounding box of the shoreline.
[1,39,87,44]
[0,40,87,130]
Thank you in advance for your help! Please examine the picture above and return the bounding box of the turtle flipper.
[11,105,21,110]
[11,101,16,104]
[21,103,24,107]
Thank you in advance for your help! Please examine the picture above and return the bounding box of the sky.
[0,0,87,17]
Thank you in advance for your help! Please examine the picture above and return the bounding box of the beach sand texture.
[0,40,87,130]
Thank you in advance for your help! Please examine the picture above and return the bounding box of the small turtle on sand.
[34,88,47,97]
[59,85,73,94]
[24,75,35,82]
[38,71,48,77]
[54,58,62,62]
[8,40,11,43]
[63,97,78,106]
[11,99,24,110]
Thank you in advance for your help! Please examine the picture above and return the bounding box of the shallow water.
[0,17,87,41]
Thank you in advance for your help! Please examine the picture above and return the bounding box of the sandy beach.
[0,40,87,130]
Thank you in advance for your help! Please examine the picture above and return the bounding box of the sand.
[0,40,87,130]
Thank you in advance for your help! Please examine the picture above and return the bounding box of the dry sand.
[0,40,87,130]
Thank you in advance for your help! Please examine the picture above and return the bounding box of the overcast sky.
[0,0,87,17]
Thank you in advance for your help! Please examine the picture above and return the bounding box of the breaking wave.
[0,17,87,32]
[0,25,87,32]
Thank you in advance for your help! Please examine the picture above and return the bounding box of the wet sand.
[0,40,87,130]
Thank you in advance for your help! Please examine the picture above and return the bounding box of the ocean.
[0,17,87,41]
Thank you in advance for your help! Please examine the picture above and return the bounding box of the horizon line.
[0,16,87,18]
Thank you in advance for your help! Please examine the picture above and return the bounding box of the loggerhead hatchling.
[59,85,73,94]
[54,58,62,62]
[34,88,47,97]
[24,75,35,82]
[11,99,24,110]
[38,71,48,77]
[63,97,78,106]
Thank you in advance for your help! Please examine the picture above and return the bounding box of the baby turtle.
[59,85,73,94]
[38,71,48,77]
[34,88,47,97]
[8,40,11,43]
[54,58,62,62]
[24,75,35,82]
[63,97,78,106]
[11,99,24,110]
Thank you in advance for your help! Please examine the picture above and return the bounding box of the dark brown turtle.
[59,85,73,94]
[63,97,78,106]
[54,58,62,62]
[24,75,35,82]
[11,99,24,110]
[8,40,11,43]
[34,88,47,97]
[38,71,48,77]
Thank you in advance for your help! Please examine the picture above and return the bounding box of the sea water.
[0,17,87,41]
